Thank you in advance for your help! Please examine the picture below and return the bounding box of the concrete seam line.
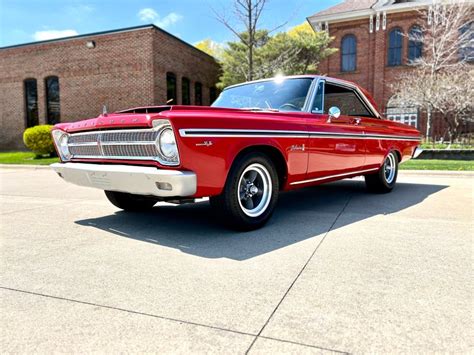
[0,286,350,352]
[0,286,255,338]
[245,195,353,355]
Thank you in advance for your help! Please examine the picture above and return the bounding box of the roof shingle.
[311,0,378,18]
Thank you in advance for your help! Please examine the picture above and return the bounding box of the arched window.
[388,28,403,66]
[166,72,177,104]
[24,78,38,128]
[408,26,423,62]
[45,76,60,124]
[341,35,357,72]
[182,77,190,105]
[195,82,202,105]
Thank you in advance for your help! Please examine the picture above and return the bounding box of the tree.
[390,0,473,141]
[392,66,473,142]
[264,22,337,75]
[213,0,284,81]
[195,39,225,60]
[217,23,336,88]
[432,69,473,142]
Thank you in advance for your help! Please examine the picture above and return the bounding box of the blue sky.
[0,0,340,48]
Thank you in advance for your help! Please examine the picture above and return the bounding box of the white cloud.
[138,8,158,22]
[155,12,183,29]
[138,8,183,29]
[33,29,78,41]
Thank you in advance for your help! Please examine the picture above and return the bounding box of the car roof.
[225,75,362,91]
[224,75,381,117]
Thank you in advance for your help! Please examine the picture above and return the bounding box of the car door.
[305,80,366,182]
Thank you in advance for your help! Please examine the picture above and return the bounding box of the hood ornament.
[102,105,108,116]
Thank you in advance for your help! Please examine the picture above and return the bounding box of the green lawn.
[0,152,472,171]
[0,152,59,165]
[420,143,474,150]
[400,159,474,171]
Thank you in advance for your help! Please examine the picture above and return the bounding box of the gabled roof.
[308,0,437,25]
[310,0,377,17]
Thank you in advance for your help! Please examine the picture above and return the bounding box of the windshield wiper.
[241,107,279,112]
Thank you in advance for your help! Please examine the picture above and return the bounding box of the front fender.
[177,135,288,197]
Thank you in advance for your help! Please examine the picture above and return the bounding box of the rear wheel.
[210,152,279,231]
[104,191,158,211]
[365,151,399,193]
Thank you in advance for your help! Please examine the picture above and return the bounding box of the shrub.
[23,125,55,157]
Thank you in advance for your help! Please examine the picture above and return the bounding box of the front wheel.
[365,151,399,193]
[105,191,158,211]
[210,152,279,231]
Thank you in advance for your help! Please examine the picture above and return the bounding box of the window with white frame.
[386,107,418,128]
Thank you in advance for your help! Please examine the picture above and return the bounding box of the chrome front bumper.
[51,163,196,197]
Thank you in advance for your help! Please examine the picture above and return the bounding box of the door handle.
[352,117,361,125]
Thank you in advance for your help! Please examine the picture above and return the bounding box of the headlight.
[158,128,178,160]
[52,130,71,161]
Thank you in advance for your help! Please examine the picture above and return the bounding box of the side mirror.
[327,106,341,123]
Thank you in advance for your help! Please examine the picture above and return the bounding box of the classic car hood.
[54,105,420,138]
[54,105,287,133]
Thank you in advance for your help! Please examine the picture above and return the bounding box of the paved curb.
[0,164,53,170]
[399,170,474,176]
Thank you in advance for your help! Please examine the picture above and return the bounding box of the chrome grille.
[69,133,100,144]
[68,128,162,162]
[69,145,101,156]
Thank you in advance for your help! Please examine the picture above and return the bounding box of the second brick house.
[307,0,472,138]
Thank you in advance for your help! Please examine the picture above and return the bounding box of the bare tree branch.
[391,0,473,141]
[213,0,291,81]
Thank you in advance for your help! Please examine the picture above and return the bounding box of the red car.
[51,75,422,230]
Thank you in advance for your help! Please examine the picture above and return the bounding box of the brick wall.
[151,29,220,106]
[0,26,220,150]
[320,11,422,113]
[315,11,459,137]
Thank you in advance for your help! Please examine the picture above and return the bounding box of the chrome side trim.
[179,129,309,138]
[179,128,421,141]
[290,168,379,186]
[363,136,420,141]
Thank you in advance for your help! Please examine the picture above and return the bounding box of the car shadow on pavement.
[75,180,446,260]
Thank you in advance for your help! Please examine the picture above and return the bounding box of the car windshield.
[212,78,314,112]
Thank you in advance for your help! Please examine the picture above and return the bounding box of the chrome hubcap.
[384,153,396,184]
[238,163,272,217]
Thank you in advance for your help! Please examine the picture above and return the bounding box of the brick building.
[308,0,472,138]
[0,25,220,150]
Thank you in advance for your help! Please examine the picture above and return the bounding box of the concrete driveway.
[0,166,472,353]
